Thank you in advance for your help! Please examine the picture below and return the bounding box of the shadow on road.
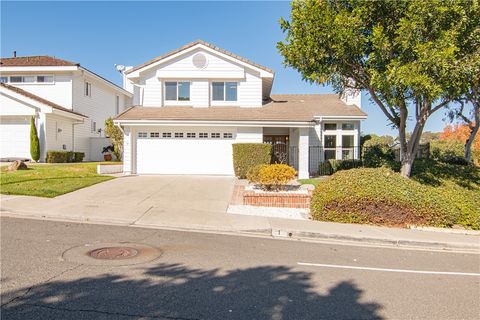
[1,263,383,319]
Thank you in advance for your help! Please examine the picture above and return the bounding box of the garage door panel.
[0,117,31,159]
[136,134,235,175]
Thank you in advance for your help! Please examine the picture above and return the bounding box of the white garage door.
[136,129,235,175]
[0,117,31,160]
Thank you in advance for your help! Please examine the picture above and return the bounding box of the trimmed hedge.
[46,151,85,163]
[430,140,468,165]
[319,159,363,176]
[362,137,395,168]
[232,143,272,178]
[311,165,479,229]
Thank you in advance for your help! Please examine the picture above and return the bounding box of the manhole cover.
[63,243,162,266]
[89,247,139,260]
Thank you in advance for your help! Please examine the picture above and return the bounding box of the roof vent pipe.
[13,51,16,58]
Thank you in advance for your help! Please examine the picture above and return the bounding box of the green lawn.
[0,163,115,198]
[298,177,327,187]
[310,160,480,230]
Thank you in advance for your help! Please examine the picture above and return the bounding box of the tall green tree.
[30,116,40,162]
[278,0,478,177]
[104,118,123,161]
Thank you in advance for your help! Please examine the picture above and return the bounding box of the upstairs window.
[36,75,54,83]
[115,95,120,114]
[342,123,355,130]
[324,123,337,131]
[85,81,92,97]
[165,81,190,101]
[212,82,237,101]
[6,75,53,83]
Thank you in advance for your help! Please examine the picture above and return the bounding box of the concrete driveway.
[1,175,263,230]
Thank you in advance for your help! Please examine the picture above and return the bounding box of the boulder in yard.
[8,160,28,171]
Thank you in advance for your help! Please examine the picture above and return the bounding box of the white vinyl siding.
[137,49,263,108]
[72,75,128,160]
[1,73,73,107]
[45,114,73,152]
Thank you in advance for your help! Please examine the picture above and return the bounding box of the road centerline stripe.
[297,262,480,277]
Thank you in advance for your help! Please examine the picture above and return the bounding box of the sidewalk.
[1,194,479,252]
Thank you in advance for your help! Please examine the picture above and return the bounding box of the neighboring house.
[114,40,367,178]
[0,56,133,162]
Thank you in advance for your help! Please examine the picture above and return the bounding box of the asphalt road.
[1,217,479,320]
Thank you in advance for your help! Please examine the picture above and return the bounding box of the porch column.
[298,127,309,179]
[37,112,47,162]
[123,126,133,175]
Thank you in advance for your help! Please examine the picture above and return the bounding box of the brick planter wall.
[243,190,312,208]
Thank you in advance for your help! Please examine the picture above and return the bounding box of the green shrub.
[362,136,395,168]
[247,163,296,191]
[73,152,85,162]
[319,159,363,176]
[30,116,40,162]
[232,143,272,178]
[430,140,468,165]
[311,165,479,230]
[46,151,85,163]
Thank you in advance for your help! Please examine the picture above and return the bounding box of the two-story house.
[114,40,367,178]
[0,55,132,162]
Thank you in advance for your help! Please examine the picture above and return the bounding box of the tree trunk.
[465,121,479,162]
[400,104,428,178]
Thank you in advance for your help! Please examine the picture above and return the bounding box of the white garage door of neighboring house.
[136,129,235,175]
[0,117,31,160]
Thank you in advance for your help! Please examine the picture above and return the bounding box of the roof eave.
[125,42,274,78]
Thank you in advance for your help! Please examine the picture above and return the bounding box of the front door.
[263,135,289,164]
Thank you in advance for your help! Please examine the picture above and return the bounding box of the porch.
[262,127,361,178]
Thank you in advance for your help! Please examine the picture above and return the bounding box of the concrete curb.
[2,210,478,253]
[270,228,480,252]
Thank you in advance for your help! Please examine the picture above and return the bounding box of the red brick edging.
[243,189,312,208]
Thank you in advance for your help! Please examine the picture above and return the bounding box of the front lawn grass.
[310,160,480,230]
[298,177,326,187]
[0,163,114,198]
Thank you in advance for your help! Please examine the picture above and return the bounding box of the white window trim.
[85,81,92,97]
[211,81,239,105]
[321,121,359,160]
[164,81,191,103]
[115,95,120,114]
[3,75,55,85]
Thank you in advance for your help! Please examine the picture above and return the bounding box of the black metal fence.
[275,144,430,176]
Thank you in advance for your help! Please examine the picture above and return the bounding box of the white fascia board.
[156,70,245,79]
[0,87,50,113]
[80,67,133,97]
[113,119,314,128]
[51,109,86,122]
[126,43,274,79]
[314,115,368,121]
[0,66,78,73]
[0,86,86,121]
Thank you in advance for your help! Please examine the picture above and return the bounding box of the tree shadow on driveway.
[1,263,383,320]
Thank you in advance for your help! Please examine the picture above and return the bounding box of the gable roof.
[125,40,274,75]
[0,55,132,97]
[0,83,87,118]
[115,94,366,123]
[0,56,79,67]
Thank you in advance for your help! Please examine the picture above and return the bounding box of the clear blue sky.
[1,1,448,136]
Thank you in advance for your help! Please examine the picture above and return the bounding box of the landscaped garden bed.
[0,162,114,198]
[310,160,479,230]
[243,185,313,208]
